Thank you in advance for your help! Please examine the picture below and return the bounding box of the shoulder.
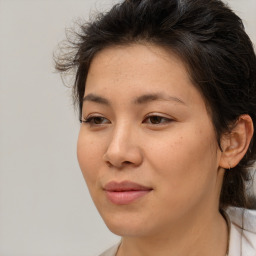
[225,207,256,256]
[98,243,120,256]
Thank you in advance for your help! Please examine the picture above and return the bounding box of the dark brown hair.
[55,0,256,209]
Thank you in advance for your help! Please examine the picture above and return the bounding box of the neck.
[117,209,228,256]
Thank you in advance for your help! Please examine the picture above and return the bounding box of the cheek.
[145,123,218,199]
[77,130,103,186]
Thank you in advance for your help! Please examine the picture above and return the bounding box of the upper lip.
[103,181,152,192]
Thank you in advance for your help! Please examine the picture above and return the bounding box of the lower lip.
[105,190,151,205]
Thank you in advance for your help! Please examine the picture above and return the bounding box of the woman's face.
[77,44,224,237]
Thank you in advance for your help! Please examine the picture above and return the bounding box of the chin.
[105,221,149,237]
[100,209,153,237]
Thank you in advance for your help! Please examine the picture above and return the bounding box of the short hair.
[55,0,256,209]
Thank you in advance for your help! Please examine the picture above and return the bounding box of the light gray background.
[0,0,255,255]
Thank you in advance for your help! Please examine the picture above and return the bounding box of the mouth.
[103,181,153,205]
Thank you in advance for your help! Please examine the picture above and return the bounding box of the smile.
[103,181,153,205]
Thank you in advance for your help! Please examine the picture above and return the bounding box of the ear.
[219,114,254,169]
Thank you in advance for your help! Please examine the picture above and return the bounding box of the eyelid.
[81,112,104,120]
[143,113,175,125]
[84,112,104,119]
[79,112,175,125]
[80,113,111,125]
[144,112,175,120]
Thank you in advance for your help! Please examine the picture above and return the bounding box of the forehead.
[88,43,189,75]
[85,43,205,108]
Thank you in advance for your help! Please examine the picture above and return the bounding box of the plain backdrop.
[0,0,255,255]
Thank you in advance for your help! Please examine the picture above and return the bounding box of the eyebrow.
[133,93,186,105]
[83,94,110,105]
[83,93,186,106]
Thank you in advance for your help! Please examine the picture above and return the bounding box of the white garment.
[99,243,120,256]
[226,207,256,256]
[99,207,256,256]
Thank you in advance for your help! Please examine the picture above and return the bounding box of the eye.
[80,115,110,125]
[143,115,173,125]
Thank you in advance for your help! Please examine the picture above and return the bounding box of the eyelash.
[143,115,173,125]
[80,116,110,125]
[80,114,174,126]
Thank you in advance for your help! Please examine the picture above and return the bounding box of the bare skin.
[77,43,253,256]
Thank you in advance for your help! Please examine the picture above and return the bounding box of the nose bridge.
[104,119,142,168]
[111,121,130,149]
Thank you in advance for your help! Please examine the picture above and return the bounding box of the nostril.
[123,161,132,165]
[105,160,133,168]
[106,161,132,167]
[106,161,112,167]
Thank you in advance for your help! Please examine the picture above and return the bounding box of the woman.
[55,0,256,255]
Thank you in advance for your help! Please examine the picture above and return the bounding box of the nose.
[103,124,143,169]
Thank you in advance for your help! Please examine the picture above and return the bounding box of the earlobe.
[219,114,254,169]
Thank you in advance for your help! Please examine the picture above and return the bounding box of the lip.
[103,181,153,205]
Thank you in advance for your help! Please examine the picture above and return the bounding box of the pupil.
[150,116,161,124]
[94,117,103,124]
